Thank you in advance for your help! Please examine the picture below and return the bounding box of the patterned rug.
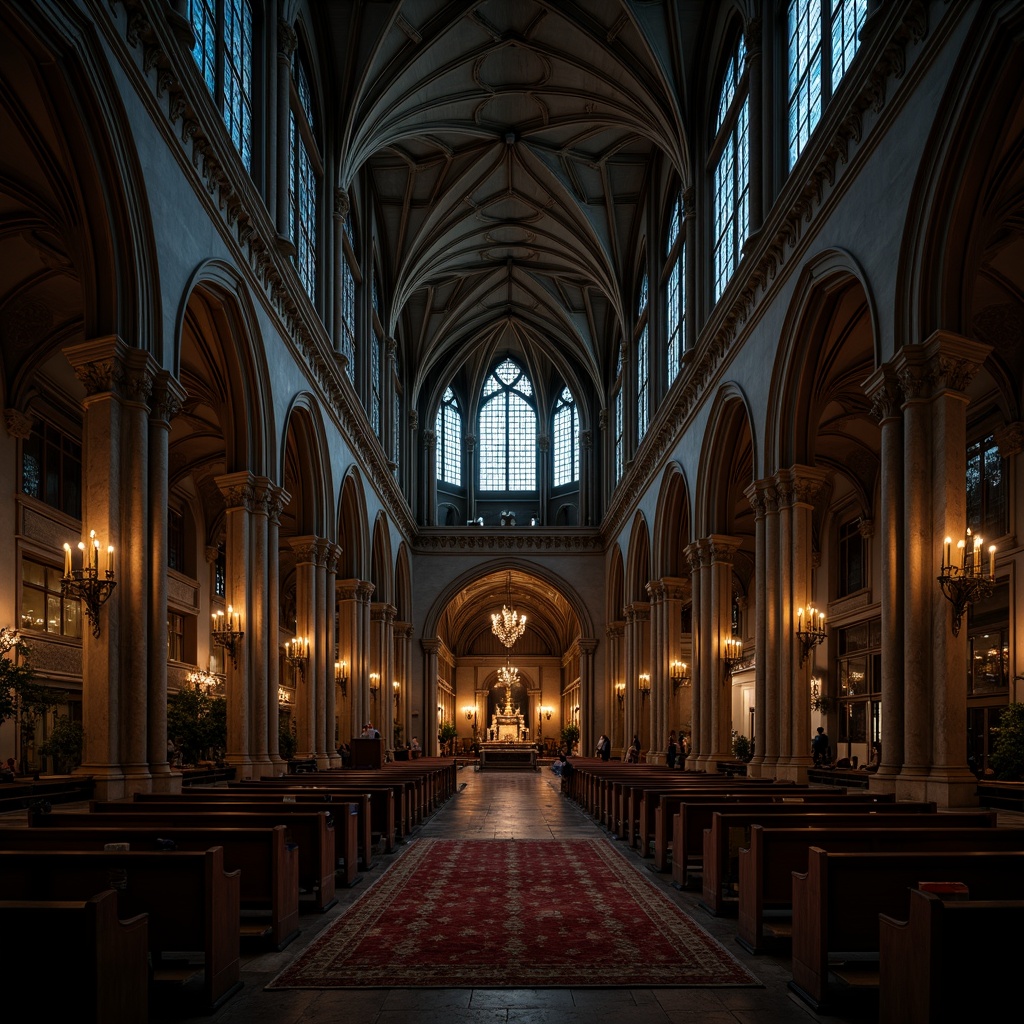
[267,838,759,988]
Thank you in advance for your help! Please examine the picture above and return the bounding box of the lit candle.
[63,543,72,578]
[77,541,86,571]
[989,544,996,578]
[944,537,951,568]
[93,538,100,572]
[797,607,803,632]
[107,545,114,575]
[957,539,965,570]
[227,605,234,632]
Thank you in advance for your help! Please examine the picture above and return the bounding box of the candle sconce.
[211,605,244,668]
[638,673,651,706]
[61,534,116,639]
[370,673,380,701]
[671,660,690,693]
[335,659,348,697]
[938,531,995,637]
[284,636,309,681]
[723,636,744,674]
[615,682,625,707]
[795,605,826,666]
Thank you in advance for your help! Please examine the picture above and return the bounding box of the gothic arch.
[696,383,756,538]
[608,545,625,622]
[370,513,393,606]
[625,513,651,604]
[653,462,692,578]
[394,543,412,623]
[337,468,369,582]
[281,398,332,539]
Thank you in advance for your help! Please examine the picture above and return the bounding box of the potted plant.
[167,681,226,766]
[0,628,63,774]
[990,702,1024,781]
[39,714,84,774]
[438,719,457,755]
[560,723,580,755]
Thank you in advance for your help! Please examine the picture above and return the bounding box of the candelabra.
[211,605,244,668]
[284,636,309,681]
[393,679,401,717]
[615,682,625,707]
[463,704,478,737]
[638,673,651,706]
[723,636,744,674]
[370,672,380,702]
[491,571,527,647]
[671,660,690,692]
[61,534,116,639]
[938,531,995,636]
[795,605,827,666]
[335,659,348,697]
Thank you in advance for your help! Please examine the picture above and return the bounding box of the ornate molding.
[413,530,603,552]
[4,408,33,440]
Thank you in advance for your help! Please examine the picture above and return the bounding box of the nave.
[31,768,979,1024]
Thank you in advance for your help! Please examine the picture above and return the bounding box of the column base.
[148,765,183,794]
[76,763,127,801]
[893,769,980,808]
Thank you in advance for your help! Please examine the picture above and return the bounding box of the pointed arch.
[625,513,651,604]
[337,468,369,581]
[608,545,625,623]
[370,513,393,605]
[653,462,692,578]
[394,543,412,623]
[281,397,333,538]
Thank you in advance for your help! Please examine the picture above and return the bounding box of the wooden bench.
[789,848,1024,1012]
[737,823,1024,953]
[43,805,338,912]
[677,800,939,893]
[700,806,987,912]
[0,822,300,949]
[878,888,1024,1022]
[0,846,242,1011]
[131,790,365,882]
[0,889,148,1024]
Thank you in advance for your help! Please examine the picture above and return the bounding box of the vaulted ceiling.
[324,0,706,407]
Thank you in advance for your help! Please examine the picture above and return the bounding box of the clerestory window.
[636,273,649,442]
[479,360,537,492]
[665,191,685,387]
[436,387,462,486]
[289,44,319,297]
[553,387,579,487]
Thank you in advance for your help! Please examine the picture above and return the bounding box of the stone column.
[324,543,341,765]
[606,622,625,753]
[63,338,134,800]
[247,478,272,778]
[421,638,440,755]
[624,601,650,750]
[864,367,905,785]
[775,471,795,763]
[393,621,413,749]
[662,576,690,744]
[744,16,763,234]
[214,471,261,775]
[710,535,743,763]
[332,188,350,358]
[313,539,332,767]
[579,637,598,756]
[357,580,375,735]
[646,579,666,763]
[894,333,991,806]
[744,481,769,775]
[288,537,318,760]
[580,429,593,526]
[464,433,476,521]
[274,18,297,248]
[335,579,361,744]
[684,541,703,767]
[266,486,289,771]
[537,435,550,522]
[422,429,436,526]
[785,467,829,779]
[148,372,186,792]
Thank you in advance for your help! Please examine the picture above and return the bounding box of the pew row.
[0,823,300,949]
[789,848,1024,1012]
[878,888,1024,1023]
[0,889,148,1024]
[736,823,1024,953]
[0,846,242,1011]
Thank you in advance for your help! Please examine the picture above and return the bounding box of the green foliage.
[279,723,297,760]
[167,684,227,766]
[39,714,84,774]
[0,633,65,773]
[990,702,1024,781]
[560,723,581,754]
[732,731,752,762]
[438,719,457,753]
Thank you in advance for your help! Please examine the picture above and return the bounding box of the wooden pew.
[0,823,300,949]
[700,806,989,912]
[44,805,338,912]
[0,846,242,1011]
[789,848,1024,1012]
[131,790,365,882]
[737,823,1024,953]
[1,889,148,1024]
[676,800,938,892]
[878,888,1024,1023]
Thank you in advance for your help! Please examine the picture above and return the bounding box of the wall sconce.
[393,679,401,713]
[211,604,244,668]
[723,636,744,674]
[335,659,348,697]
[795,606,826,666]
[638,673,651,706]
[671,660,690,693]
[284,636,309,681]
[370,673,380,700]
[463,705,476,720]
[61,532,116,638]
[938,530,995,636]
[615,682,625,707]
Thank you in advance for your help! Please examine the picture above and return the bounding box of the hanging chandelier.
[491,571,527,648]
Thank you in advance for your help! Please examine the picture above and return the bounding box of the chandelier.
[495,662,520,715]
[491,571,526,648]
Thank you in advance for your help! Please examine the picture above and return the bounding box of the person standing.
[666,730,679,768]
[811,726,830,766]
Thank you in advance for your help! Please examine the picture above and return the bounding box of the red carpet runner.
[268,838,759,988]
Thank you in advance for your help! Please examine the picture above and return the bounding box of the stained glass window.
[553,387,579,486]
[479,360,536,491]
[666,192,685,386]
[436,387,462,486]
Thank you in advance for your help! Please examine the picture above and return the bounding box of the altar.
[478,742,538,771]
[488,711,528,743]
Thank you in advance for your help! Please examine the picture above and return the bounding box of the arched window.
[636,273,649,442]
[290,44,320,296]
[479,359,536,492]
[787,0,868,169]
[553,386,579,487]
[436,387,462,486]
[340,215,357,380]
[712,32,749,303]
[190,0,253,169]
[665,191,685,386]
[392,350,401,477]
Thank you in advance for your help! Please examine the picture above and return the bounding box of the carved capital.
[278,19,297,57]
[150,372,187,423]
[422,429,436,450]
[334,188,350,220]
[215,470,260,512]
[995,421,1024,459]
[4,408,33,440]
